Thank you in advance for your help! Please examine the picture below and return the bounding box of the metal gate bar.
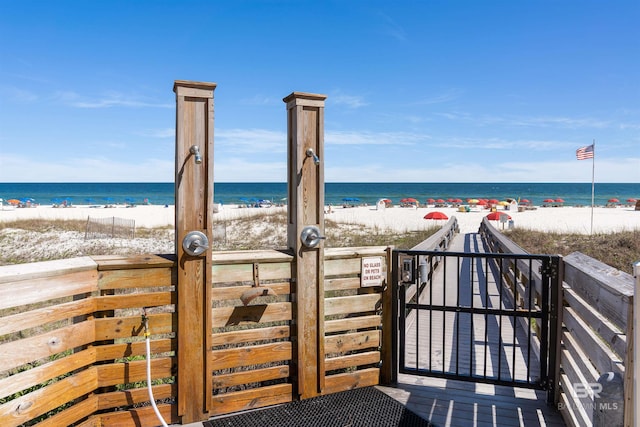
[393,249,560,400]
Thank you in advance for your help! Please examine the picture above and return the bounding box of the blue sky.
[1,0,638,183]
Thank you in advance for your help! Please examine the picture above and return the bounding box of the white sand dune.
[1,203,639,234]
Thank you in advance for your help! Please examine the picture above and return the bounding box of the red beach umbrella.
[436,199,445,204]
[520,199,530,204]
[486,211,512,221]
[424,211,448,220]
[427,198,435,204]
[608,198,619,203]
[488,199,499,205]
[543,198,555,203]
[555,198,564,203]
[477,200,488,205]
[627,198,637,203]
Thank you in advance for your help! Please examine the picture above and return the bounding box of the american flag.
[576,144,594,160]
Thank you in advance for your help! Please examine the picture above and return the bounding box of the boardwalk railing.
[0,246,393,426]
[479,217,635,427]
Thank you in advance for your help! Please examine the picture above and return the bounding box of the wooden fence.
[210,246,391,414]
[479,218,634,426]
[0,254,176,427]
[0,246,392,426]
[85,216,136,239]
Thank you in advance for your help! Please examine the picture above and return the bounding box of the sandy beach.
[1,203,639,234]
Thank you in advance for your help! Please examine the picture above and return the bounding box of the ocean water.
[0,182,638,207]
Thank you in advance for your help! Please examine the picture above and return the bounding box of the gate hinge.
[539,262,558,280]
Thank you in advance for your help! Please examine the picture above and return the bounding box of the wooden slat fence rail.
[479,218,635,427]
[322,246,390,393]
[1,246,393,425]
[560,252,633,427]
[210,249,295,415]
[0,254,177,427]
[210,246,391,415]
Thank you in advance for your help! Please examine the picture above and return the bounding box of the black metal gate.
[392,249,561,402]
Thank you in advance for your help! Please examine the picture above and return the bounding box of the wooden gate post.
[173,80,216,423]
[284,92,327,399]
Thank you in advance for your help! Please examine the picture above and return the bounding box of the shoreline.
[1,203,639,234]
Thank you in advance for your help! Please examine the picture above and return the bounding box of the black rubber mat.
[205,386,433,427]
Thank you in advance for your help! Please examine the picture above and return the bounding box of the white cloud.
[436,112,619,129]
[413,89,463,105]
[330,92,369,109]
[136,128,175,138]
[217,128,287,153]
[214,157,287,182]
[327,130,429,146]
[0,154,173,182]
[0,85,38,103]
[54,90,172,109]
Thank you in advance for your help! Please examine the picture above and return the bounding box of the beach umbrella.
[488,199,499,205]
[477,200,488,206]
[486,211,511,221]
[555,198,564,204]
[452,198,463,203]
[424,211,448,220]
[520,199,530,204]
[7,199,20,205]
[543,198,555,203]
[468,198,479,204]
[498,201,509,206]
[608,198,619,203]
[426,198,435,204]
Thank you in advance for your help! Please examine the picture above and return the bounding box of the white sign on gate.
[361,256,383,287]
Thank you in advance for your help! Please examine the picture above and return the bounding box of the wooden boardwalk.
[377,374,564,427]
[381,232,565,426]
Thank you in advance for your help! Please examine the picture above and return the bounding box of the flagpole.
[590,140,595,235]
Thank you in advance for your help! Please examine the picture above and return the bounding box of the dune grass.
[1,215,637,274]
[505,228,639,274]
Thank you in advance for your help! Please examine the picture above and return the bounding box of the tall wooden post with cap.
[173,80,216,423]
[284,92,327,399]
